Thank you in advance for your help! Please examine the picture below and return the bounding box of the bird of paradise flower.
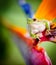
[2,0,56,65]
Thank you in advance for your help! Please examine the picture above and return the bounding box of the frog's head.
[27,18,39,24]
[27,18,46,33]
[27,18,46,39]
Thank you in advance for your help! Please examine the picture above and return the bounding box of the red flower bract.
[29,47,52,65]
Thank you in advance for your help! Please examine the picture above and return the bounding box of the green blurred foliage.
[0,17,26,65]
[0,0,17,14]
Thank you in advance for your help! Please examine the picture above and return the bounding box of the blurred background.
[0,0,56,65]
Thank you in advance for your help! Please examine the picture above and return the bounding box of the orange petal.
[3,19,33,47]
[35,0,56,20]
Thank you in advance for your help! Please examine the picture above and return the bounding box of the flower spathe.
[29,46,52,65]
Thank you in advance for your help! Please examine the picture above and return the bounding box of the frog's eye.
[33,18,36,21]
